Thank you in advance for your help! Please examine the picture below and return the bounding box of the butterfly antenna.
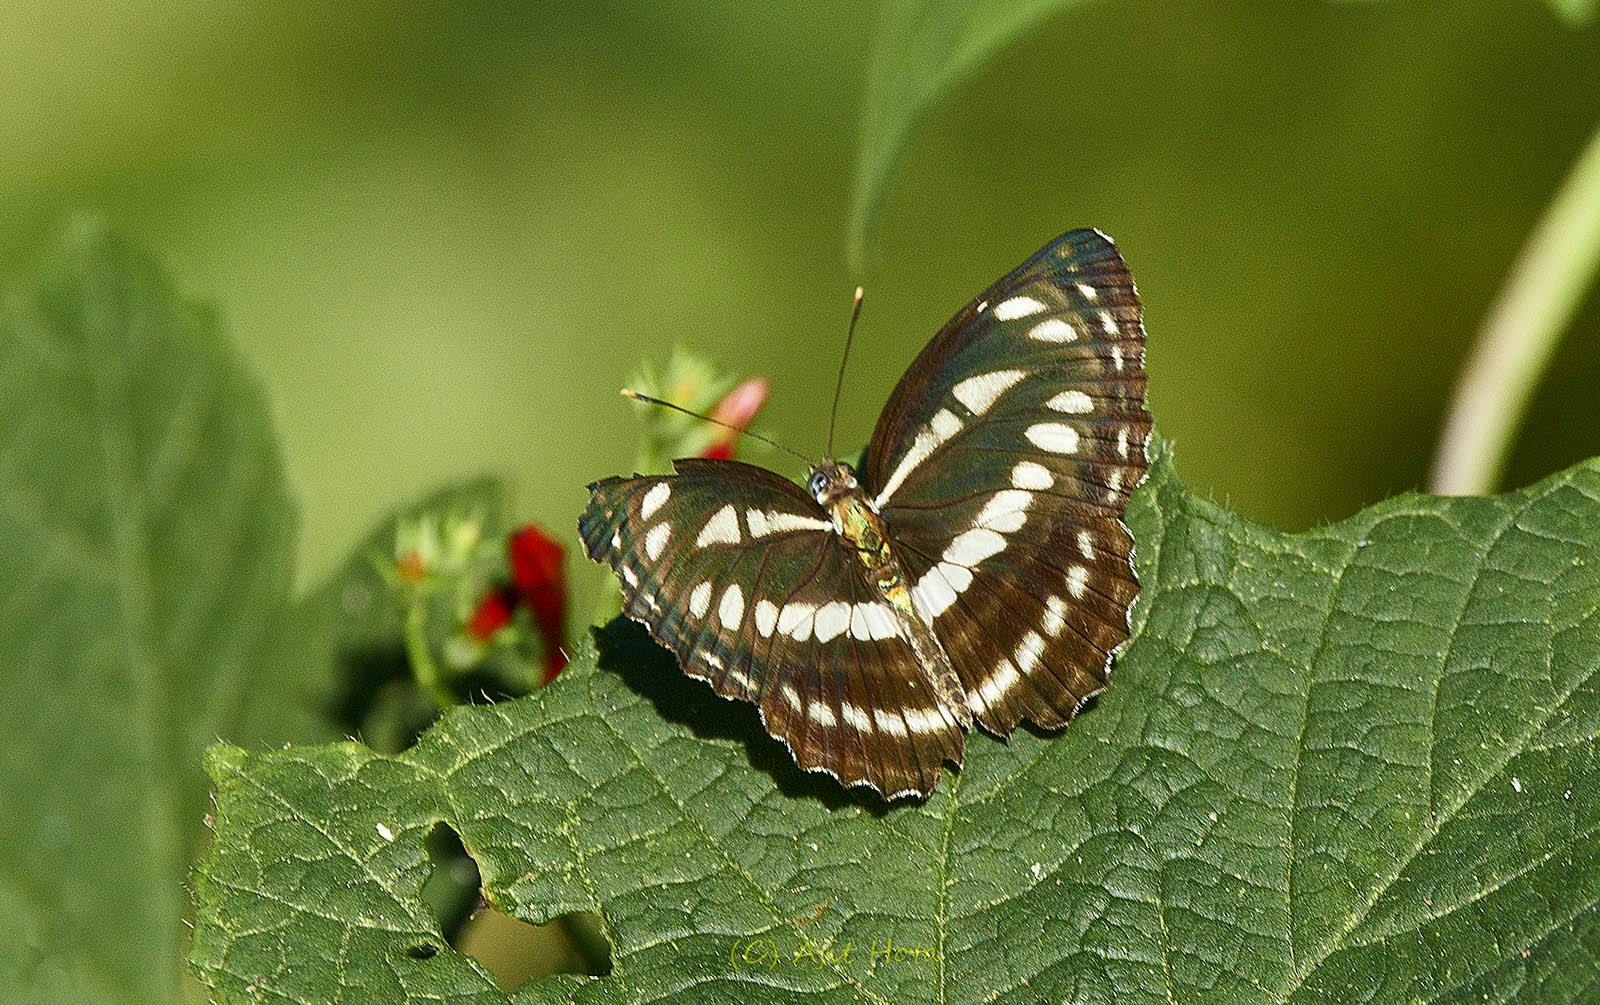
[619,389,814,465]
[825,286,865,459]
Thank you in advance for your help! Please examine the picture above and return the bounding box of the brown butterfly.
[581,230,1150,798]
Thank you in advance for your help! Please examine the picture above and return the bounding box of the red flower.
[465,587,517,642]
[701,376,769,460]
[508,524,568,683]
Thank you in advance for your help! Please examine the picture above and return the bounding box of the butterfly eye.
[808,472,827,499]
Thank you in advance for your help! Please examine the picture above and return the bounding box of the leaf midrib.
[90,324,184,997]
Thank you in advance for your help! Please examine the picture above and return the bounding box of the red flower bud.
[396,548,428,584]
[508,523,568,683]
[701,376,769,460]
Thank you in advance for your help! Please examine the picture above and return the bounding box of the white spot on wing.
[874,709,908,736]
[1046,389,1093,414]
[782,684,802,711]
[696,504,741,547]
[779,602,816,641]
[1027,318,1077,343]
[952,369,1026,416]
[875,408,963,507]
[1075,282,1098,301]
[975,489,1033,533]
[1043,595,1068,637]
[1014,631,1045,674]
[718,583,745,629]
[974,659,1021,712]
[747,509,831,537]
[640,482,671,520]
[755,599,779,637]
[1077,531,1094,559]
[913,562,975,621]
[1025,422,1080,454]
[993,295,1046,320]
[945,528,1007,567]
[850,602,898,640]
[1011,461,1054,490]
[644,522,671,560]
[808,701,837,727]
[814,601,851,642]
[1066,565,1090,599]
[1106,468,1125,501]
[1117,427,1130,459]
[841,702,871,732]
[689,581,712,617]
[903,707,949,735]
[1111,345,1125,372]
[1099,310,1118,335]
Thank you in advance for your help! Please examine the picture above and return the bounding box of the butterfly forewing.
[864,229,1150,731]
[579,458,965,798]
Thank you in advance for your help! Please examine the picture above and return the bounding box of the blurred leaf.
[191,448,1600,1002]
[1546,0,1597,24]
[0,219,334,1003]
[849,0,1091,272]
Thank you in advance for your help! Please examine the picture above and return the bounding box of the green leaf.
[0,219,332,1003]
[190,447,1600,1002]
[849,0,1092,272]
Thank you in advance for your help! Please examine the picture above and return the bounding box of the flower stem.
[405,598,457,710]
[1431,119,1600,495]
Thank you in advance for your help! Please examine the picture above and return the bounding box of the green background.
[5,2,1598,584]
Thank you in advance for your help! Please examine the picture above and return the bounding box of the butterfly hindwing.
[863,229,1150,732]
[579,458,965,798]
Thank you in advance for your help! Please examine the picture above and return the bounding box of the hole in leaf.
[457,908,611,991]
[406,942,440,960]
[420,822,612,990]
[421,823,483,942]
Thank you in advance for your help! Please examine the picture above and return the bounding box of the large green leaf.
[0,220,509,1003]
[848,0,1089,272]
[190,447,1600,1002]
[0,220,331,1003]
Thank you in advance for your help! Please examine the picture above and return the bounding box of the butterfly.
[579,229,1150,799]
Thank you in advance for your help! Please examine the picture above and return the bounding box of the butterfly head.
[807,461,858,506]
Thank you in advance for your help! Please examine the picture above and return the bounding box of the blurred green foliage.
[1,2,1596,597]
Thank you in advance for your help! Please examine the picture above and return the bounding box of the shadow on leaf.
[592,617,896,815]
